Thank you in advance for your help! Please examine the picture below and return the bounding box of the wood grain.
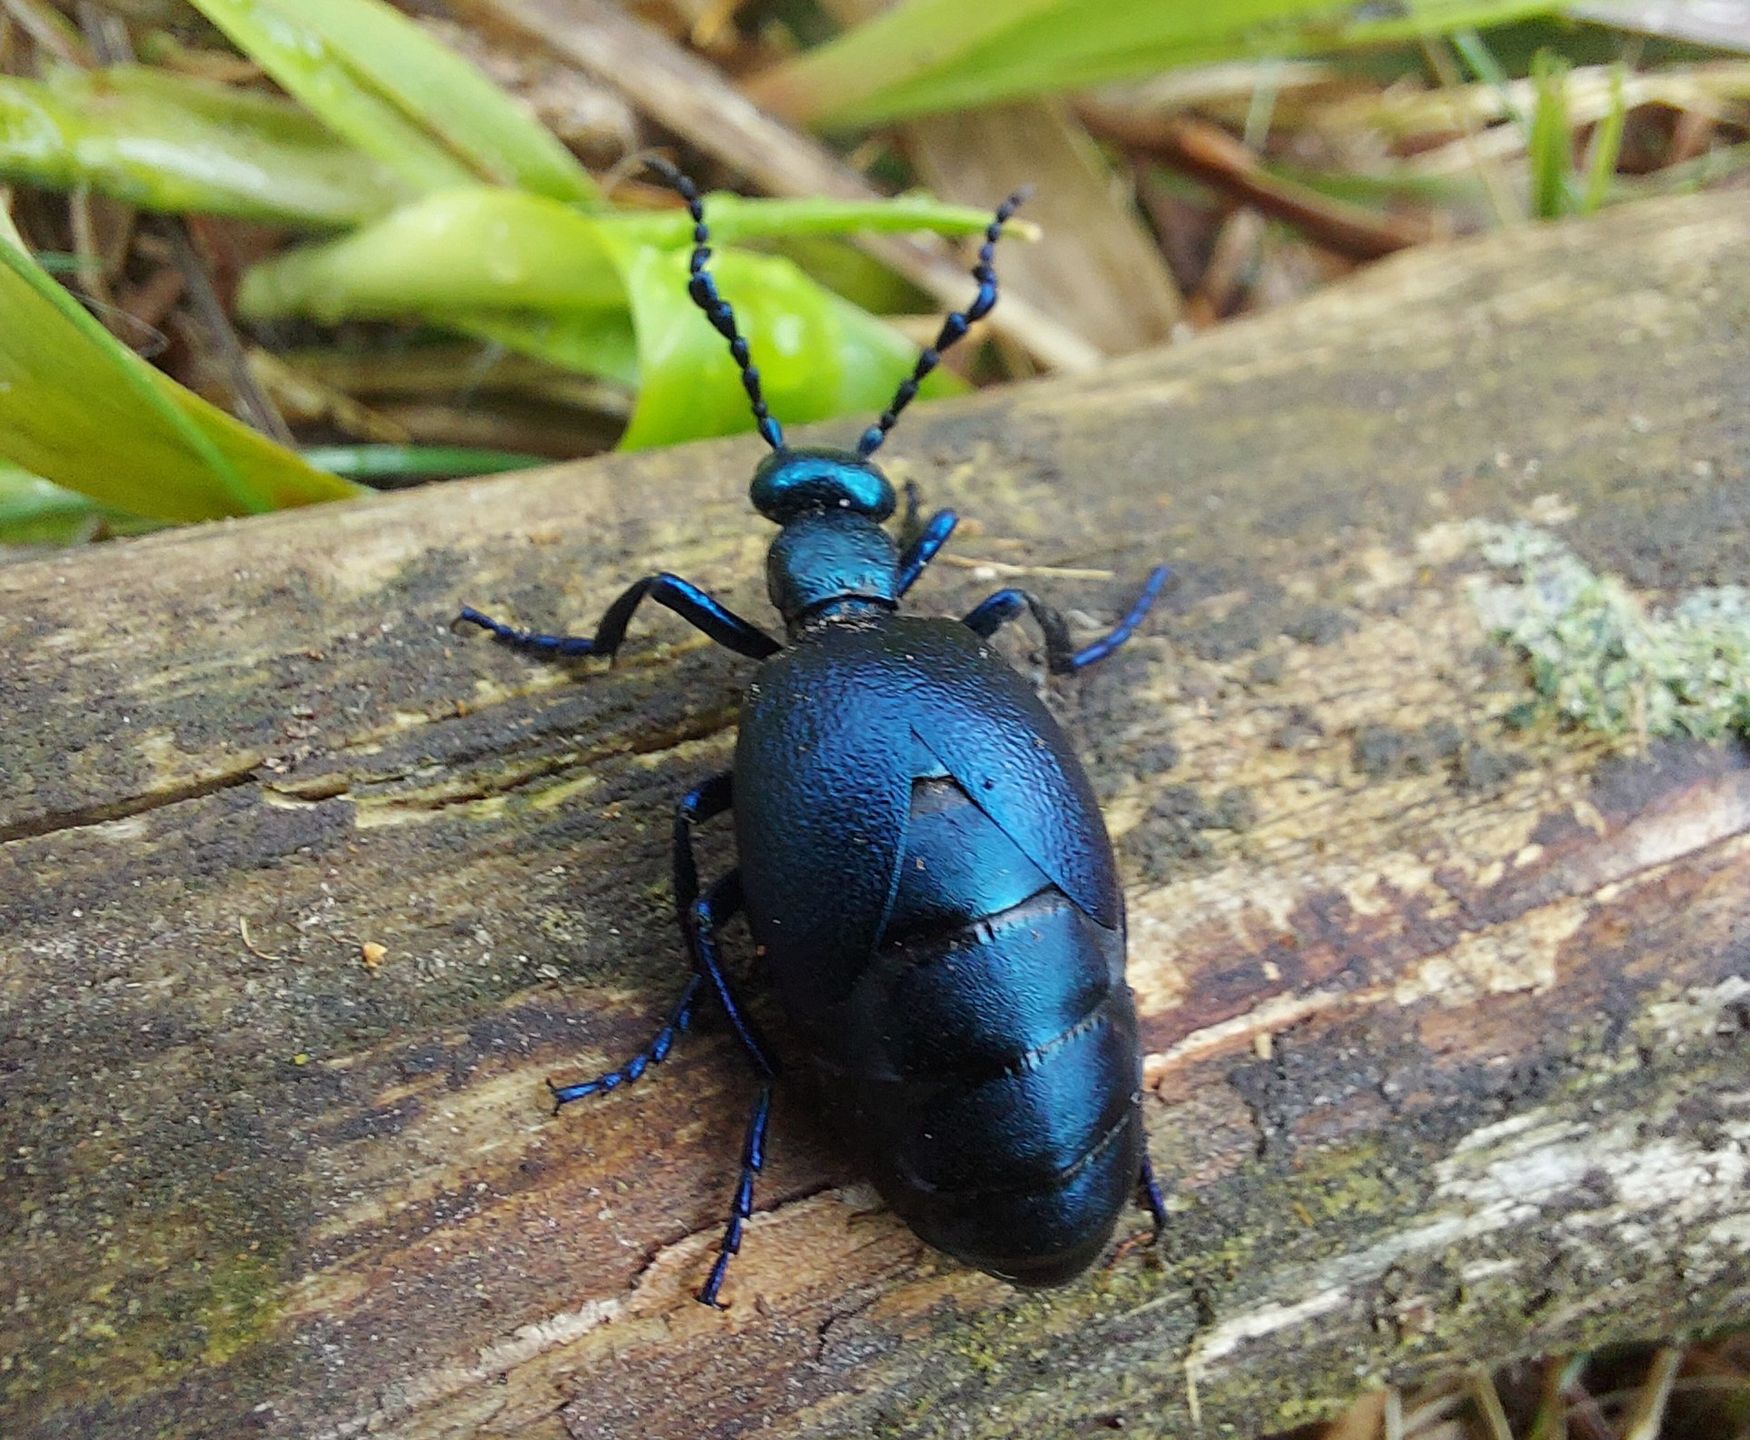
[3,191,1748,1440]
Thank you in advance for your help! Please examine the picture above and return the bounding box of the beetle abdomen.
[831,774,1143,1286]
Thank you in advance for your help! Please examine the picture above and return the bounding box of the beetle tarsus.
[697,1083,772,1309]
[545,971,705,1113]
[453,605,598,657]
[962,565,1172,673]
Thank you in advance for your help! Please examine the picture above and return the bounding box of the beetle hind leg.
[675,775,783,1306]
[700,1083,773,1308]
[1138,1155,1168,1237]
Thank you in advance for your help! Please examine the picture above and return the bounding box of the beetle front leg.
[896,507,959,597]
[457,572,781,663]
[962,566,1171,672]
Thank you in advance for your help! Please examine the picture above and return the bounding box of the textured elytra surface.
[2,190,1749,1440]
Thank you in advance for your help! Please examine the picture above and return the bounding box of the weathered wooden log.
[2,190,1748,1440]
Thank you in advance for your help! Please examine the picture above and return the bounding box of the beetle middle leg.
[457,572,780,662]
[962,566,1171,672]
[541,770,743,1112]
[546,972,705,1113]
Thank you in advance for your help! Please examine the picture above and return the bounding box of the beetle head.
[749,446,896,525]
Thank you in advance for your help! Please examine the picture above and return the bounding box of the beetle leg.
[683,874,780,1082]
[896,507,959,597]
[898,480,925,547]
[682,873,782,1309]
[546,971,706,1114]
[961,566,1171,672]
[543,774,745,1114]
[674,775,780,1077]
[699,1082,772,1309]
[673,776,784,1307]
[1138,1154,1168,1237]
[456,573,780,663]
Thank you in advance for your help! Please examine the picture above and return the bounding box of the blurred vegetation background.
[1,3,1746,1431]
[2,0,1746,555]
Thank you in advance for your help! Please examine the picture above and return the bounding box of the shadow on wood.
[2,191,1747,1440]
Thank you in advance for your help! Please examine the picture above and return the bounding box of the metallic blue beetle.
[458,161,1170,1304]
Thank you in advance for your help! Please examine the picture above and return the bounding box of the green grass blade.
[763,0,1561,128]
[267,0,597,203]
[753,0,1066,123]
[301,444,552,479]
[1450,25,1530,128]
[184,0,476,194]
[1528,47,1577,217]
[1580,63,1628,213]
[0,66,409,228]
[607,191,1020,246]
[0,226,360,521]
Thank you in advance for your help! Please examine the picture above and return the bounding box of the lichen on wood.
[1469,519,1750,742]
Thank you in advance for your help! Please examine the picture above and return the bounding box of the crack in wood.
[0,759,260,846]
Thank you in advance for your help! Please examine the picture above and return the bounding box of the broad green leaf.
[235,186,974,447]
[457,309,639,389]
[184,0,596,203]
[236,187,1012,322]
[237,189,626,322]
[758,0,1562,128]
[616,244,957,450]
[0,230,360,522]
[0,65,408,228]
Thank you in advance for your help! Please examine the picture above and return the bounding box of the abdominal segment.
[829,773,1142,1283]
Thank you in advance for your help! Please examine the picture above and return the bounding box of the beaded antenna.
[646,156,785,453]
[855,186,1029,458]
[645,158,1026,455]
